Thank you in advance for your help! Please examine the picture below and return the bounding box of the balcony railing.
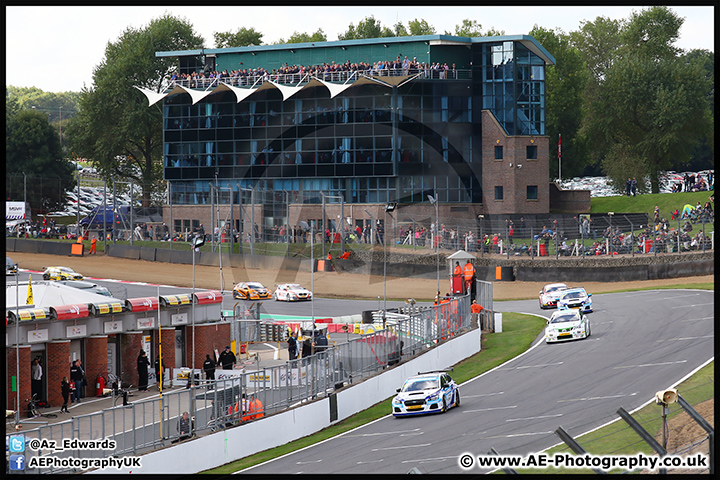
[168,68,472,91]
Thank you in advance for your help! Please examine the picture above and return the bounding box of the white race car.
[391,371,459,417]
[538,283,568,309]
[557,287,593,313]
[274,283,313,301]
[545,309,590,343]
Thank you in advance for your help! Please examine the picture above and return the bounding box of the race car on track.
[274,283,313,301]
[391,370,459,417]
[538,283,568,309]
[6,257,18,275]
[42,266,84,281]
[557,287,593,313]
[545,308,590,343]
[232,281,272,300]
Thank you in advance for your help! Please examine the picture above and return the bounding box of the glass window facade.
[479,41,546,136]
[163,81,480,205]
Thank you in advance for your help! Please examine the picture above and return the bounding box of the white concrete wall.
[90,328,481,474]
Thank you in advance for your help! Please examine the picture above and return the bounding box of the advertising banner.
[6,201,26,220]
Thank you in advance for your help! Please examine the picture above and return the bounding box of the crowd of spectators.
[6,218,66,239]
[170,55,460,89]
[670,171,713,193]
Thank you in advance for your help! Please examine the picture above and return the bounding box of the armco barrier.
[90,328,481,474]
[107,244,141,260]
[6,238,16,252]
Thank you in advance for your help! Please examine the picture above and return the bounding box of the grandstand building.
[144,34,555,237]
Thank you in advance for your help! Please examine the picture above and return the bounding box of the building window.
[526,145,537,159]
[527,185,538,200]
[495,186,504,200]
[495,145,503,159]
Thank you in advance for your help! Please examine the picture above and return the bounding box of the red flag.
[558,134,561,159]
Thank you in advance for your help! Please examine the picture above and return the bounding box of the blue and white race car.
[545,308,591,343]
[557,287,593,313]
[392,371,460,417]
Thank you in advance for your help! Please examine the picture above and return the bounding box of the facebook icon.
[9,454,25,471]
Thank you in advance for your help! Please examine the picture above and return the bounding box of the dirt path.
[9,252,713,301]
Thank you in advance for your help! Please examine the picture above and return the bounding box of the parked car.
[274,283,313,301]
[56,280,112,297]
[557,287,593,313]
[545,309,591,343]
[6,257,18,275]
[42,266,84,281]
[232,281,272,300]
[538,283,568,309]
[391,370,460,417]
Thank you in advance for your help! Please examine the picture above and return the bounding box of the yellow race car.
[232,281,272,300]
[42,266,84,281]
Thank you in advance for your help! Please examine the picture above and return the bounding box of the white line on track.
[295,459,322,465]
[356,459,384,465]
[671,302,714,308]
[680,317,714,323]
[557,392,636,403]
[462,391,504,398]
[613,360,687,369]
[656,335,714,342]
[487,431,554,439]
[371,443,432,452]
[506,413,563,422]
[515,361,563,369]
[463,405,517,413]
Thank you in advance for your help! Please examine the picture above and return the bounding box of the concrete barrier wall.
[92,328,481,474]
[7,239,713,282]
[515,265,649,283]
[647,260,714,280]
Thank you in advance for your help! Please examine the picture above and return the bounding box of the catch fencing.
[9,295,471,474]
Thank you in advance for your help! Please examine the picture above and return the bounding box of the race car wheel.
[586,323,591,338]
[43,274,50,280]
[454,391,460,408]
[441,398,447,413]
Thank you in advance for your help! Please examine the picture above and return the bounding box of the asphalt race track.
[239,289,714,474]
[8,272,713,474]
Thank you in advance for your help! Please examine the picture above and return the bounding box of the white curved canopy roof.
[135,73,419,106]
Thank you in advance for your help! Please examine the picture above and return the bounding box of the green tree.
[275,29,327,45]
[6,109,75,214]
[213,27,263,48]
[530,26,591,180]
[338,16,394,40]
[569,16,623,82]
[66,13,204,207]
[448,19,504,37]
[587,7,712,193]
[594,54,711,193]
[407,18,435,36]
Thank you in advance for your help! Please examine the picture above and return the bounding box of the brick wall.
[46,340,71,408]
[6,345,32,413]
[153,328,176,374]
[185,322,231,371]
[120,332,145,387]
[481,110,550,215]
[85,336,108,398]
